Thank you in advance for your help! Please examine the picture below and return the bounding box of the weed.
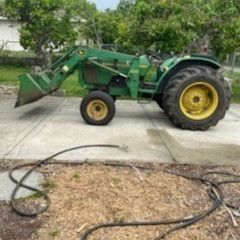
[42,179,57,190]
[49,229,61,238]
[72,172,81,182]
[112,177,121,185]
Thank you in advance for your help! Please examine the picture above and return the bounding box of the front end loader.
[16,46,231,130]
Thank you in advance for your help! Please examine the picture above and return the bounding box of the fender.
[157,55,222,93]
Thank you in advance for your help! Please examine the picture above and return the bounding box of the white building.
[0,16,92,52]
[0,16,24,51]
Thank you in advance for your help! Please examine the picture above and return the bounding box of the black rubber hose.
[80,175,223,240]
[9,147,240,240]
[9,144,127,217]
[201,171,240,185]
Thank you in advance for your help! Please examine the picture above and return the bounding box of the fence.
[223,52,240,74]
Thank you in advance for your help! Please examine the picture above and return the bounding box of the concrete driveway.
[0,95,240,165]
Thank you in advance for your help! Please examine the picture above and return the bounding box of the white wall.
[0,20,24,51]
[0,19,90,52]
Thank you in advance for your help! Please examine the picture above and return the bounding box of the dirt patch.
[0,201,42,240]
[0,84,18,95]
[1,163,240,240]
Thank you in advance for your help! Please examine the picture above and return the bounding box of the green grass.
[0,66,87,97]
[225,70,240,80]
[0,66,29,86]
[60,72,87,97]
[232,81,240,103]
[48,229,61,238]
[224,71,240,103]
[72,172,81,182]
[42,179,57,190]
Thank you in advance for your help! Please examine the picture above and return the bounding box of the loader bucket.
[15,74,47,107]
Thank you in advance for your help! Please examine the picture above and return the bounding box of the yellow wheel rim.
[87,100,108,121]
[180,82,219,120]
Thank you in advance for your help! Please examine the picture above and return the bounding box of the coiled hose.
[8,144,240,240]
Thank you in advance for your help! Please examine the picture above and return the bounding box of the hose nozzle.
[119,145,129,152]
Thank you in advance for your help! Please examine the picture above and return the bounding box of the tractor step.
[138,89,155,94]
[139,82,157,94]
[139,81,157,90]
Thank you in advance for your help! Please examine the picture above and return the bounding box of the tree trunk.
[36,36,52,70]
[186,18,219,56]
[198,32,213,55]
[186,30,215,56]
[39,46,52,69]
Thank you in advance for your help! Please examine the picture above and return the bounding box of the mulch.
[0,163,240,240]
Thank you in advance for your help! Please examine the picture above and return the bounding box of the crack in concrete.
[3,98,68,159]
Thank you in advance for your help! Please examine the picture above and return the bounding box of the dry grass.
[30,164,240,240]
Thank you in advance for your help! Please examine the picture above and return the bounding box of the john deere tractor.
[16,46,231,130]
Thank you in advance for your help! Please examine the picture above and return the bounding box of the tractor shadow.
[16,106,52,120]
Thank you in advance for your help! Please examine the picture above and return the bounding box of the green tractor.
[16,46,231,130]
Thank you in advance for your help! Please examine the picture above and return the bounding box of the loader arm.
[16,46,139,107]
[16,47,81,107]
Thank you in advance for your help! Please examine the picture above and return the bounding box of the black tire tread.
[80,91,115,125]
[163,66,231,130]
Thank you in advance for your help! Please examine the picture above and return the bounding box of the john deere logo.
[233,0,240,10]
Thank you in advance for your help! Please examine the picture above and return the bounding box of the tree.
[2,0,239,64]
[201,0,240,58]
[117,0,197,54]
[82,9,124,47]
[117,0,135,15]
[95,10,123,45]
[79,1,133,48]
[0,0,4,14]
[184,0,240,58]
[67,0,98,46]
[3,0,83,68]
[116,0,240,58]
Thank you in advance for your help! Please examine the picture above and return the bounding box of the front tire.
[80,91,115,125]
[163,66,231,130]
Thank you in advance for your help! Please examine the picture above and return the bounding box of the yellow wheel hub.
[180,82,219,120]
[87,100,108,121]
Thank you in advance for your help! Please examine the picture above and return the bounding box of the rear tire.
[111,95,117,102]
[80,91,115,125]
[154,94,164,110]
[163,66,231,130]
